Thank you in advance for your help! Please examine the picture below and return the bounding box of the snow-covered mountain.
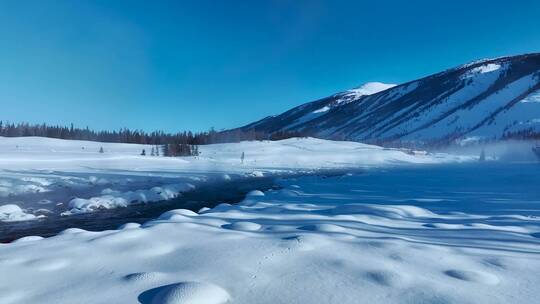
[239,53,540,145]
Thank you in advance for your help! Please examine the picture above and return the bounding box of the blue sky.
[1,0,539,132]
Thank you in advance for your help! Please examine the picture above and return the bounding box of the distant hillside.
[238,53,540,146]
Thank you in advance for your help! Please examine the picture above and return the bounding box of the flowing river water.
[1,162,539,243]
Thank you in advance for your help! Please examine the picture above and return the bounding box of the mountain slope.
[239,53,540,145]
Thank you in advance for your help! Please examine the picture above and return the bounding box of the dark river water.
[0,174,281,242]
[1,162,538,243]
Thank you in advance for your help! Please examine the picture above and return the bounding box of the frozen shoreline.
[0,171,282,242]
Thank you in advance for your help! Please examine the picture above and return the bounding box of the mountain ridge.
[237,53,540,146]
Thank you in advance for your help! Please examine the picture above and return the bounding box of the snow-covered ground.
[0,136,468,220]
[2,136,539,303]
[0,162,539,303]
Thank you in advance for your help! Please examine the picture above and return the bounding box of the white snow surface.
[471,88,540,136]
[312,105,330,113]
[337,82,397,104]
[0,204,39,222]
[345,82,397,99]
[0,164,539,303]
[463,63,502,77]
[0,137,538,303]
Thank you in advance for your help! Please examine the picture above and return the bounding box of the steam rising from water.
[437,140,539,162]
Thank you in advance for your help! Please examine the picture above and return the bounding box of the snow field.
[0,169,538,303]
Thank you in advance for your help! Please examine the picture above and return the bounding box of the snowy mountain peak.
[335,82,397,105]
[346,82,397,97]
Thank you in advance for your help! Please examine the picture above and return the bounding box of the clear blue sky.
[1,0,539,132]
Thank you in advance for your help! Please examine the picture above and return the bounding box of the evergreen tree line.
[502,128,540,141]
[162,143,199,157]
[0,121,309,146]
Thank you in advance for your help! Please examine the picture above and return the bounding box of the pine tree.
[99,147,104,153]
[162,144,170,157]
[191,145,199,156]
[151,147,155,156]
[0,120,276,145]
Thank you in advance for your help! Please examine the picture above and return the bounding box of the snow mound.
[119,223,141,230]
[12,235,44,243]
[158,209,198,221]
[363,270,403,287]
[444,269,500,285]
[332,204,435,219]
[248,171,264,177]
[140,281,229,304]
[59,227,87,235]
[246,190,265,197]
[62,183,195,215]
[223,221,262,231]
[198,207,211,213]
[25,258,71,272]
[66,196,129,214]
[124,272,164,283]
[298,223,345,233]
[0,204,24,214]
[0,204,38,222]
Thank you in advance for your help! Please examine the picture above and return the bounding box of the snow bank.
[0,204,39,222]
[62,183,195,215]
